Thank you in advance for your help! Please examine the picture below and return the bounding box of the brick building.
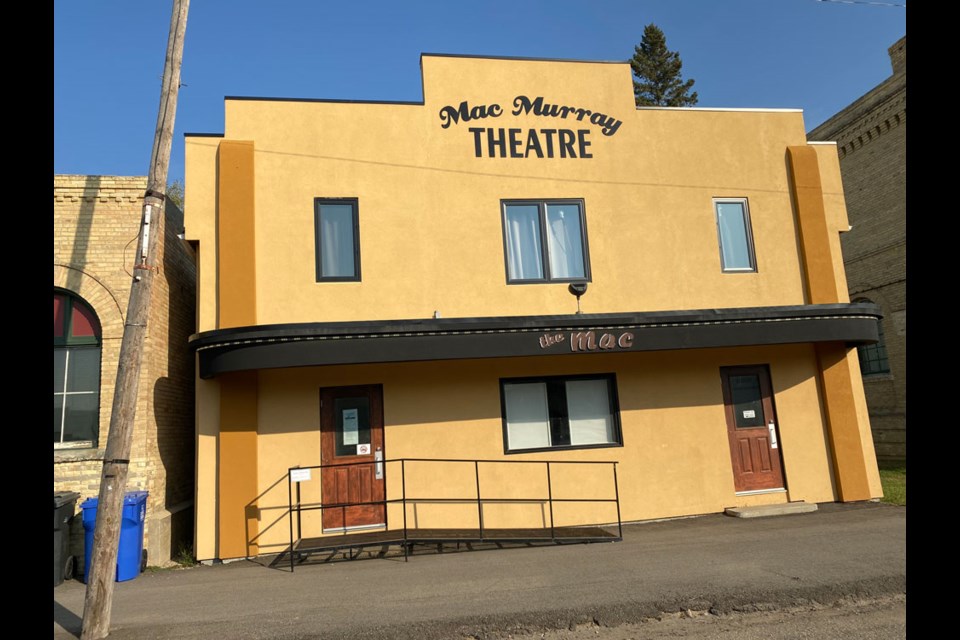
[54,175,197,569]
[808,37,906,462]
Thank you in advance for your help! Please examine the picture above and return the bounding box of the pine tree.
[631,24,698,107]
[166,178,185,210]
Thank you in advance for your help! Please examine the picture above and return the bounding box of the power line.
[816,0,906,7]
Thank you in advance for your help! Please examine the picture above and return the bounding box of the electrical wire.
[816,0,906,7]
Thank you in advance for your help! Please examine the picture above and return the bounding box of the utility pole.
[81,2,189,638]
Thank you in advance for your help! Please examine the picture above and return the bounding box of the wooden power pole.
[81,1,189,638]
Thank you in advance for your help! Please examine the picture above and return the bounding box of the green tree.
[631,24,698,107]
[166,178,184,211]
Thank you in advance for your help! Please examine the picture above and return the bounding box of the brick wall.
[889,36,905,76]
[808,37,906,462]
[54,175,197,569]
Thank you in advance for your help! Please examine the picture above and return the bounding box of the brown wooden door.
[720,366,785,493]
[320,384,385,531]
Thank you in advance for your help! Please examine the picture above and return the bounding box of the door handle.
[768,422,778,449]
[375,447,383,480]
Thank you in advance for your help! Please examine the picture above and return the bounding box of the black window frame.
[499,373,623,455]
[500,198,592,284]
[853,298,891,376]
[314,197,362,282]
[713,197,758,273]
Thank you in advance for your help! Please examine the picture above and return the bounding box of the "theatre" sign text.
[439,95,623,159]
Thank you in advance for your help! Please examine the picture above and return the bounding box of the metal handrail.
[287,457,621,571]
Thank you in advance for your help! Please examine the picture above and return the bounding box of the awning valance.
[190,303,880,379]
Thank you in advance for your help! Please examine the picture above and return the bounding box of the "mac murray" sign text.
[439,95,623,159]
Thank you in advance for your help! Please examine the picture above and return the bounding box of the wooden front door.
[720,366,785,493]
[320,384,385,531]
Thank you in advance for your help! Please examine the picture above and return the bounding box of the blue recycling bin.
[81,491,148,583]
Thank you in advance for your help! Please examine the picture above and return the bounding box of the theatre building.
[185,54,883,563]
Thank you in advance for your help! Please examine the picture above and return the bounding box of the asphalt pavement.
[53,501,906,640]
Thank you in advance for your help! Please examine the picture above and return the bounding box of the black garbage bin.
[54,491,80,587]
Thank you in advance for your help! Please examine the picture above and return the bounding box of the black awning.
[190,303,881,379]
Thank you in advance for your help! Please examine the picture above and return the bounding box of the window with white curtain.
[500,374,621,453]
[502,200,590,283]
[713,198,756,272]
[315,198,361,281]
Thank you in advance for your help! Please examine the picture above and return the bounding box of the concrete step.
[724,501,818,518]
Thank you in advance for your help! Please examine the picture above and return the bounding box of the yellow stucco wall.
[185,56,813,325]
[183,136,220,333]
[218,371,259,558]
[816,343,883,501]
[222,345,834,558]
[810,142,852,304]
[185,55,879,561]
[194,367,219,561]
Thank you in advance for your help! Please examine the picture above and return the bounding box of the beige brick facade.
[54,175,197,570]
[808,37,906,462]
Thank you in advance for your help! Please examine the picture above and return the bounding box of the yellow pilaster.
[217,140,257,329]
[218,371,259,558]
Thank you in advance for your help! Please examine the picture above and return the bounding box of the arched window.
[54,290,101,448]
[854,298,890,376]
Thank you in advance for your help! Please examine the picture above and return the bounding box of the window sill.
[506,278,591,286]
[504,442,623,456]
[862,373,894,382]
[54,447,104,463]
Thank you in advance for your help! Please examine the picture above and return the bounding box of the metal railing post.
[402,459,408,562]
[475,460,483,540]
[546,462,555,541]
[382,459,389,528]
[296,480,302,542]
[288,470,295,573]
[613,462,622,539]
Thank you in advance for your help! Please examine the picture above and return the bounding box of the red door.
[320,385,385,531]
[720,366,785,493]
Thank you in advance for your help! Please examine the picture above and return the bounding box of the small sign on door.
[743,409,756,419]
[357,443,371,455]
[343,408,359,445]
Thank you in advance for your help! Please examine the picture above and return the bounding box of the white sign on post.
[290,468,311,483]
[343,409,359,445]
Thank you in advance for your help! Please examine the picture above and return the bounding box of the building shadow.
[153,197,198,563]
[59,175,101,292]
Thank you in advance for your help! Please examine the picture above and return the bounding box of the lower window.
[54,347,101,447]
[500,374,622,453]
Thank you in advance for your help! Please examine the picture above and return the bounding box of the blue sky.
[54,0,906,184]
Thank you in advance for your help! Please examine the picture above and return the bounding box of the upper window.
[500,374,622,453]
[854,299,891,376]
[54,291,101,449]
[314,198,361,281]
[714,198,757,272]
[501,199,590,283]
